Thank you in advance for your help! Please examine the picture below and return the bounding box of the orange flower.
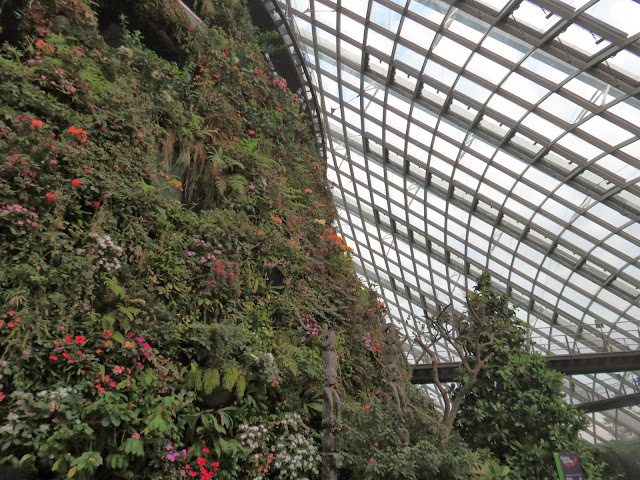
[35,39,54,53]
[257,230,264,236]
[68,126,88,143]
[304,188,313,194]
[270,216,282,224]
[30,118,43,130]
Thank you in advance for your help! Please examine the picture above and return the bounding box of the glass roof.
[276,0,640,442]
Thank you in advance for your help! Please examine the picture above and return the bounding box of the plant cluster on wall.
[0,1,483,478]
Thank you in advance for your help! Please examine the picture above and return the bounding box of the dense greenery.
[0,1,486,478]
[454,274,604,479]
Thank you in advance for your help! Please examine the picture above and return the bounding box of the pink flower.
[369,458,378,466]
[132,432,140,439]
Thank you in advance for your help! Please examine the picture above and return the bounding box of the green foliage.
[594,441,640,479]
[340,396,476,480]
[454,274,605,479]
[0,0,402,478]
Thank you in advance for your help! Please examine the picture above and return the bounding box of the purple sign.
[554,452,584,480]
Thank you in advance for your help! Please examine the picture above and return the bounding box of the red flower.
[49,355,58,360]
[364,404,370,409]
[188,472,197,477]
[189,24,195,29]
[197,457,207,466]
[67,126,88,143]
[256,230,264,236]
[249,130,255,135]
[31,118,43,130]
[45,192,57,204]
[7,323,14,328]
[71,179,84,187]
[271,381,276,387]
[35,40,45,48]
[202,448,209,454]
[62,353,70,358]
[0,392,5,402]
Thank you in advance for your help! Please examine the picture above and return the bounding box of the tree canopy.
[454,274,603,479]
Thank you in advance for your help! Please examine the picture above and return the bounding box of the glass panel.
[512,1,562,34]
[585,0,640,36]
[557,24,611,58]
[370,1,402,32]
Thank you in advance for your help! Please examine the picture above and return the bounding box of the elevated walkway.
[411,351,640,384]
[412,351,640,412]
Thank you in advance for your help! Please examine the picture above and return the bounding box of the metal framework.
[277,0,640,442]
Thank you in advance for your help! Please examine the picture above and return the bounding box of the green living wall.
[0,1,480,478]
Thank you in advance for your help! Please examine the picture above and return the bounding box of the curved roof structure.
[273,0,640,442]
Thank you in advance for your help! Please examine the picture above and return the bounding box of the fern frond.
[235,376,246,398]
[202,368,220,394]
[222,365,239,390]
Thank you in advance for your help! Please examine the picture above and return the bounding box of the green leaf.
[110,415,121,427]
[147,416,166,432]
[67,467,77,478]
[306,402,323,412]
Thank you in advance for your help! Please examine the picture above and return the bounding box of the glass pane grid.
[281,0,640,442]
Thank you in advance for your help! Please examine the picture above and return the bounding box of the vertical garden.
[0,0,482,478]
